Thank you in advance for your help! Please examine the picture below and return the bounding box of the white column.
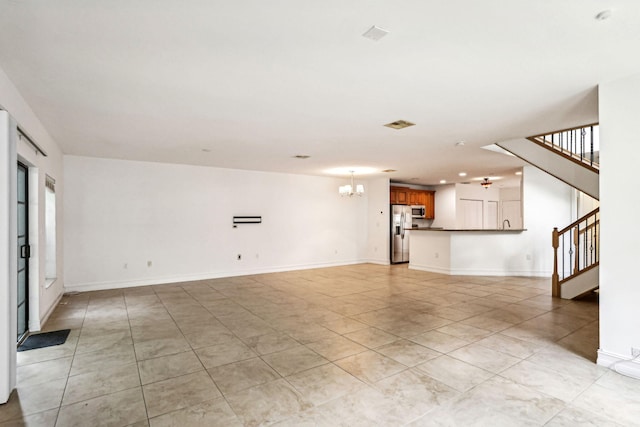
[598,74,640,366]
[0,110,17,403]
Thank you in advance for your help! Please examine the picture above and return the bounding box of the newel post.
[552,227,559,297]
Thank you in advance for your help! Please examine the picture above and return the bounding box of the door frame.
[17,161,29,343]
[1,110,18,403]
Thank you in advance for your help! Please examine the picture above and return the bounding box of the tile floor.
[1,264,637,426]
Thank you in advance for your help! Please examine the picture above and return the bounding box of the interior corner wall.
[63,156,371,291]
[365,177,390,264]
[598,73,640,362]
[0,66,65,329]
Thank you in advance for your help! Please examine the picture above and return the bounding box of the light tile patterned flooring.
[1,264,637,426]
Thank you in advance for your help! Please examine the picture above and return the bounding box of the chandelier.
[339,171,365,197]
[481,178,492,189]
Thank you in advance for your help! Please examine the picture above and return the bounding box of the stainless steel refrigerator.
[391,205,412,264]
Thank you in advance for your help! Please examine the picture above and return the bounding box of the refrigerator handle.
[400,213,405,238]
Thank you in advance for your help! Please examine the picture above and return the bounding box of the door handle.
[20,245,30,259]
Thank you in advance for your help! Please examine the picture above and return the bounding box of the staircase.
[496,124,600,299]
[496,124,599,199]
[552,208,599,299]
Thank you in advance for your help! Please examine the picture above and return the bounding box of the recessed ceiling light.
[515,171,522,176]
[384,120,415,130]
[410,177,420,181]
[458,172,467,177]
[455,141,465,147]
[293,155,310,159]
[439,180,447,184]
[201,148,211,153]
[382,169,397,173]
[362,25,389,41]
[595,10,612,21]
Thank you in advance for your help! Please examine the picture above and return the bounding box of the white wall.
[500,187,521,201]
[576,191,599,218]
[365,177,390,264]
[432,184,456,229]
[519,165,573,273]
[500,186,523,229]
[598,73,640,364]
[64,156,373,291]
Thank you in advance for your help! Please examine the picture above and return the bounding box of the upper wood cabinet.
[390,186,409,204]
[424,191,435,219]
[390,186,435,219]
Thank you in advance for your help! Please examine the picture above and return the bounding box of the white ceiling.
[1,1,638,185]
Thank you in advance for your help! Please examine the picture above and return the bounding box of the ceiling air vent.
[362,25,389,41]
[384,120,415,130]
[382,169,397,173]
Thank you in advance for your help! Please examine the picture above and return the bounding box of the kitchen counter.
[409,228,546,277]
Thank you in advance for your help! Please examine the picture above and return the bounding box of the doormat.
[17,329,71,352]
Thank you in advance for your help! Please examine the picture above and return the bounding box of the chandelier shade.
[339,172,364,197]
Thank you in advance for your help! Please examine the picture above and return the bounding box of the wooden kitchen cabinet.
[424,191,435,219]
[408,191,418,205]
[391,186,435,219]
[390,186,409,204]
[414,191,426,206]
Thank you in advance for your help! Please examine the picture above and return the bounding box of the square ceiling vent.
[384,120,415,130]
[362,25,389,41]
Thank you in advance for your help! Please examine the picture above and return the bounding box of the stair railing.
[528,123,600,173]
[552,207,599,297]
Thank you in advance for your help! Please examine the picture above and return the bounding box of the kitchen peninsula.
[409,227,535,277]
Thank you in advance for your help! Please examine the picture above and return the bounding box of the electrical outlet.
[526,254,531,261]
[237,254,242,260]
[632,347,640,358]
[147,261,152,267]
[123,263,128,269]
[435,252,439,259]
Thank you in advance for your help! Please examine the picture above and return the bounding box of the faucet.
[503,219,511,229]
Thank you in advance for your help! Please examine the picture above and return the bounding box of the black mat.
[18,329,71,352]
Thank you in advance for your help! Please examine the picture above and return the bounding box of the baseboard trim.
[597,349,626,367]
[408,264,453,275]
[64,259,372,293]
[597,349,640,379]
[30,292,63,332]
[364,259,390,266]
[409,263,551,277]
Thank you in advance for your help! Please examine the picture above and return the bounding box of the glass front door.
[17,162,29,342]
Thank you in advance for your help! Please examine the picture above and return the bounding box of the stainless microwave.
[411,205,426,218]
